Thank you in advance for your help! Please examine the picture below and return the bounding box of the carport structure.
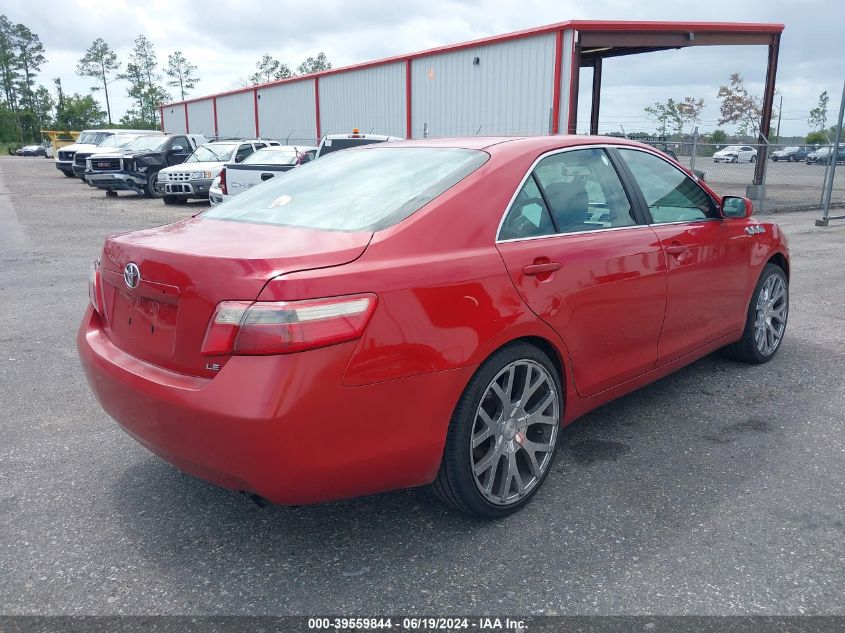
[160,20,782,185]
[570,21,783,186]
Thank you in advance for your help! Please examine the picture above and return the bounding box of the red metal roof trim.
[161,20,785,108]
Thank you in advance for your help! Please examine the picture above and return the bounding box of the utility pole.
[775,95,783,144]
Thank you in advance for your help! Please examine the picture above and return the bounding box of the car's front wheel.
[432,342,562,518]
[144,171,162,198]
[722,263,788,364]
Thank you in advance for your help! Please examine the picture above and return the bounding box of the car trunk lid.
[98,217,372,377]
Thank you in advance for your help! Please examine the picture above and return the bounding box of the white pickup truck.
[209,145,316,205]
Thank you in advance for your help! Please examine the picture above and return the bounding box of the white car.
[713,145,758,163]
[55,129,159,178]
[157,138,279,204]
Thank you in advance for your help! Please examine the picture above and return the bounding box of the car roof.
[254,145,317,151]
[369,135,673,154]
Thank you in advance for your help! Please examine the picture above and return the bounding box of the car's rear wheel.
[751,155,757,163]
[145,171,162,198]
[731,156,738,163]
[722,263,788,364]
[431,342,562,518]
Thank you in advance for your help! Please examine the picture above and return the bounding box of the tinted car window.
[318,137,384,157]
[235,144,254,162]
[619,149,717,223]
[499,176,555,240]
[204,147,488,232]
[533,148,636,234]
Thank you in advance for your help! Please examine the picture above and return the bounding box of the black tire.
[431,342,563,518]
[731,156,738,163]
[144,171,162,198]
[722,263,788,364]
[162,195,186,205]
[62,170,75,178]
[750,155,757,163]
[105,190,118,197]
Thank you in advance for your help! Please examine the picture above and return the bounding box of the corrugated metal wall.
[163,28,573,141]
[257,80,317,144]
[216,91,256,138]
[319,62,406,138]
[162,105,186,134]
[187,99,215,137]
[410,33,557,138]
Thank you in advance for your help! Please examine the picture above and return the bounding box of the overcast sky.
[3,0,843,137]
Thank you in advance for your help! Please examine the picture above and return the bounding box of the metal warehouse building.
[159,20,783,151]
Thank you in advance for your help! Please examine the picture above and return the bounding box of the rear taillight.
[218,167,227,195]
[88,257,102,314]
[201,293,377,356]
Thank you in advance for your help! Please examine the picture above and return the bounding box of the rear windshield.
[243,148,298,165]
[317,137,385,157]
[204,147,488,232]
[188,143,238,163]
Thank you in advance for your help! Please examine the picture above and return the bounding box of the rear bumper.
[76,306,469,505]
[85,172,146,191]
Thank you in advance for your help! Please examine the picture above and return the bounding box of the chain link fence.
[642,141,845,213]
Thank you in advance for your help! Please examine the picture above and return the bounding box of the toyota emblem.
[123,262,141,289]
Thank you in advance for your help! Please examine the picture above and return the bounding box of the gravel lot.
[0,155,843,616]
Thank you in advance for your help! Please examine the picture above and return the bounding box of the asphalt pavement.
[0,155,843,615]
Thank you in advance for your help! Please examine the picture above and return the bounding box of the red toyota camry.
[78,136,790,517]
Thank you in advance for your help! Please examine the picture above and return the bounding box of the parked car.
[84,133,207,197]
[806,145,845,165]
[713,145,757,163]
[315,129,401,158]
[210,145,317,205]
[158,139,279,205]
[72,133,161,179]
[78,136,790,518]
[55,129,157,178]
[16,144,47,157]
[770,146,810,162]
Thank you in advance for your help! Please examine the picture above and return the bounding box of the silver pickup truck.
[209,145,317,205]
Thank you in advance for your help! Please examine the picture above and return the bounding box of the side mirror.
[721,196,753,219]
[170,145,184,153]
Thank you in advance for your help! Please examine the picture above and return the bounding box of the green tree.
[0,16,21,140]
[250,53,291,84]
[806,130,829,145]
[808,91,829,132]
[13,23,45,140]
[645,99,680,138]
[710,129,728,145]
[77,38,120,125]
[296,52,331,75]
[120,35,169,128]
[55,92,105,130]
[165,51,198,101]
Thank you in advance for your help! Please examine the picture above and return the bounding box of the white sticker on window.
[324,139,332,146]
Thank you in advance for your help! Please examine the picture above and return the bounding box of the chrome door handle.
[665,245,689,257]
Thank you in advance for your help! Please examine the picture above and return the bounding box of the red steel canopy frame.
[161,20,783,184]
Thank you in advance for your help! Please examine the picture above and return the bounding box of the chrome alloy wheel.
[754,274,788,356]
[470,360,559,506]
